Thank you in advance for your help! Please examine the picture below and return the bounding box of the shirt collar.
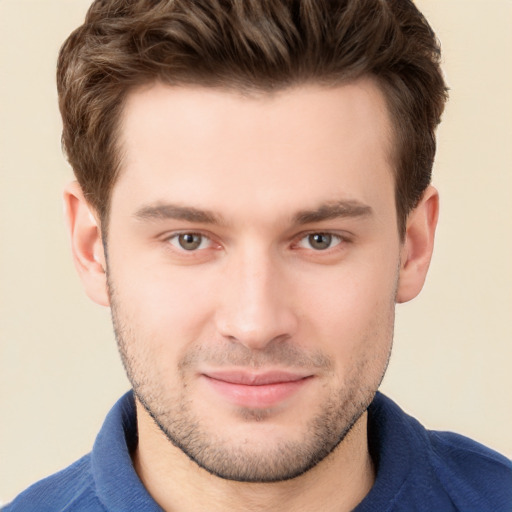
[91,391,163,511]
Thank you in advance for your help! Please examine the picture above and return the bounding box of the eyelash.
[167,232,216,252]
[294,232,344,251]
[165,230,349,254]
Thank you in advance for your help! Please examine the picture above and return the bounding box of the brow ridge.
[293,200,373,225]
[134,203,223,224]
[134,199,372,226]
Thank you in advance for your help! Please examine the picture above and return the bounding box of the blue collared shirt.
[4,391,511,511]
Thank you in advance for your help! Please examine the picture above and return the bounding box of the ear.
[396,185,439,303]
[63,181,110,307]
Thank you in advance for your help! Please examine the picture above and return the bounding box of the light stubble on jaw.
[141,349,386,483]
[107,267,396,483]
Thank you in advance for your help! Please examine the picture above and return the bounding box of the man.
[3,0,511,510]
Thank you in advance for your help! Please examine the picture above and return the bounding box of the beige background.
[1,0,511,504]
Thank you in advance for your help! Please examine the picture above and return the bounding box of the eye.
[168,233,212,251]
[297,233,342,251]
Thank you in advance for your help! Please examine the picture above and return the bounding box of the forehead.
[113,80,395,224]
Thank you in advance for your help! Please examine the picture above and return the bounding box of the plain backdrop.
[1,0,511,504]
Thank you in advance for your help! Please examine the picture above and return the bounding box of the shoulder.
[425,429,512,510]
[365,393,512,512]
[2,454,105,512]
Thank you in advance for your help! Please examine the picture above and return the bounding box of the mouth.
[200,370,314,409]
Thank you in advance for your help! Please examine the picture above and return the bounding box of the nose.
[215,246,298,350]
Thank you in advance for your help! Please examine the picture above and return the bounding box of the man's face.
[106,80,401,482]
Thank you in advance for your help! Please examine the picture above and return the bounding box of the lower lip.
[202,376,311,409]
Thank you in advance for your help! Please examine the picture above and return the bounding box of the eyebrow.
[292,200,373,225]
[134,203,225,225]
[133,199,373,226]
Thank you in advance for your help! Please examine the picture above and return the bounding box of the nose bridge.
[216,241,296,349]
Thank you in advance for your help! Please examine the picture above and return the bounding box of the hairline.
[98,75,405,241]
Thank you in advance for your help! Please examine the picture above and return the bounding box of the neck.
[133,402,375,512]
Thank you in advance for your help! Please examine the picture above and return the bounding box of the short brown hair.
[57,0,448,236]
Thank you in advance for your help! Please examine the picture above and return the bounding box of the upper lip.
[202,370,312,386]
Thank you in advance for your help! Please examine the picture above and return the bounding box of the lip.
[201,370,313,409]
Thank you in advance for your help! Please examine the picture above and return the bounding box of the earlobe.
[63,181,110,307]
[396,185,439,304]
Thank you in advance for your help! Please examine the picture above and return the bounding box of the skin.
[64,79,438,512]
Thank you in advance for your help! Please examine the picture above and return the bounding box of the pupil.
[310,233,331,250]
[179,233,201,250]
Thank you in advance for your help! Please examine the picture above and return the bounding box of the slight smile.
[201,370,314,409]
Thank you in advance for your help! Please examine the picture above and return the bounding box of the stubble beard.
[108,280,394,483]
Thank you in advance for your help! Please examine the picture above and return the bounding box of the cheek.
[109,259,218,349]
[296,259,397,358]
